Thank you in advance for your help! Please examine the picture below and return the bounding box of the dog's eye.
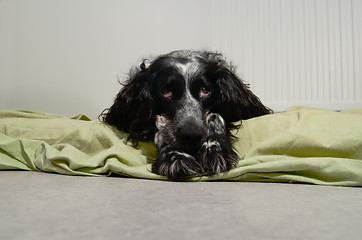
[200,87,210,97]
[162,89,173,99]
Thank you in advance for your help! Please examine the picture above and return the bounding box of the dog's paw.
[154,115,175,149]
[206,113,226,136]
[152,151,204,181]
[198,139,239,176]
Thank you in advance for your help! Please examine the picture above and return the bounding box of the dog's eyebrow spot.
[173,61,201,81]
[174,62,188,75]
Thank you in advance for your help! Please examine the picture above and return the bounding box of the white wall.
[0,0,212,118]
[211,0,362,111]
[1,0,361,118]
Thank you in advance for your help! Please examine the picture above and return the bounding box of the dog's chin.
[179,141,204,156]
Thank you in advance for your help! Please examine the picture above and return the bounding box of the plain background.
[1,0,361,119]
[0,0,212,118]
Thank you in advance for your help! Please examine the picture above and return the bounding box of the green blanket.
[1,107,362,186]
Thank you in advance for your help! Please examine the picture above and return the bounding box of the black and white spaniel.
[102,50,272,180]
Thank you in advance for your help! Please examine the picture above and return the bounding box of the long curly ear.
[101,65,156,141]
[210,61,272,123]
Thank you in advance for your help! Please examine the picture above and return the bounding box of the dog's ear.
[101,64,156,142]
[211,64,272,123]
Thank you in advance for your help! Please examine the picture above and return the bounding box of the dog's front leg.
[198,113,239,175]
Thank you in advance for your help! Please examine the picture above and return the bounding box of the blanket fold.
[1,107,362,186]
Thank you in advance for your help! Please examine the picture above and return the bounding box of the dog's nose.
[178,119,204,146]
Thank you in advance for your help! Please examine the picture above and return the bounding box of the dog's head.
[102,50,271,150]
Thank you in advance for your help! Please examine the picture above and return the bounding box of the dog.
[101,50,272,180]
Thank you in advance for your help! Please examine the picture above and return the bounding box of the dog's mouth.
[179,139,204,155]
[164,129,206,156]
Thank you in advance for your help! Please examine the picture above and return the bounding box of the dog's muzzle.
[174,98,207,153]
[177,116,206,151]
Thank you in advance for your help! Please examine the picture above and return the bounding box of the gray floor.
[1,171,362,240]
